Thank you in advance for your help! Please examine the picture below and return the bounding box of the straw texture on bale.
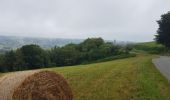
[0,70,73,100]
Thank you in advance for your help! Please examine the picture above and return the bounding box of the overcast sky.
[0,0,170,42]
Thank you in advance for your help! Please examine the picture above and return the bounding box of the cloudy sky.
[0,0,170,42]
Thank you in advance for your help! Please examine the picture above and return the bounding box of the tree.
[99,42,120,57]
[123,44,133,54]
[50,44,81,66]
[0,50,26,72]
[79,38,104,52]
[0,54,5,72]
[13,49,26,71]
[20,44,47,69]
[155,11,170,48]
[3,50,16,71]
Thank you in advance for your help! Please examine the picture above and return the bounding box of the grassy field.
[136,42,163,47]
[1,54,170,100]
[134,41,167,54]
[44,54,170,100]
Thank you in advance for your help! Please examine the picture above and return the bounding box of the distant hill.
[0,35,132,54]
[0,35,83,53]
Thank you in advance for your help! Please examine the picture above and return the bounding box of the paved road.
[152,56,170,81]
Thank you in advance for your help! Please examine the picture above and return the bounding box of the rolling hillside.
[1,54,169,100]
[136,41,163,47]
[0,35,83,53]
[134,41,167,54]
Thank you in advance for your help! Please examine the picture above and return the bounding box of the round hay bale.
[0,70,73,100]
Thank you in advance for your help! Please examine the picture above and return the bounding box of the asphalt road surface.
[152,56,170,81]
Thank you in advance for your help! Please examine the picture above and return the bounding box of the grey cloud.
[0,0,170,42]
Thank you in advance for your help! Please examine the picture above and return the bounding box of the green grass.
[137,41,163,47]
[134,41,166,54]
[1,54,170,100]
[45,54,170,100]
[134,55,170,100]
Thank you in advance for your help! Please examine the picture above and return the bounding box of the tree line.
[156,11,170,49]
[0,38,132,72]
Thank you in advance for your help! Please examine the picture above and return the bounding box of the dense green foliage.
[82,53,136,64]
[155,11,170,48]
[0,38,131,72]
[134,42,167,54]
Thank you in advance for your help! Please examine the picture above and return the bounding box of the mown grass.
[0,54,170,100]
[135,55,170,100]
[45,54,170,100]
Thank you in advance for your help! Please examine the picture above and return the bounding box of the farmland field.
[1,54,170,100]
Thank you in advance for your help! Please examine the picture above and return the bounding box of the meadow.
[42,54,170,100]
[134,42,167,54]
